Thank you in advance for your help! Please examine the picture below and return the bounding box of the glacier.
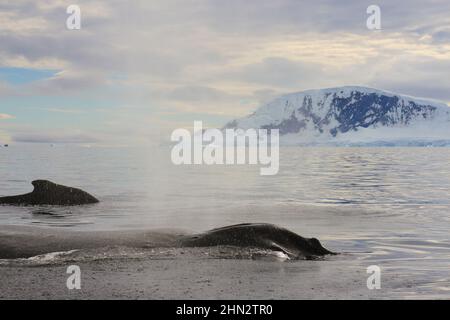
[225,86,450,146]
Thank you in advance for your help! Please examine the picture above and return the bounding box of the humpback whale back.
[0,223,334,260]
[178,223,334,259]
[0,180,99,206]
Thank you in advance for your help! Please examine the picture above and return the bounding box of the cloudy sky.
[0,0,449,145]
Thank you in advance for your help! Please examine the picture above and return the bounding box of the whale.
[0,180,99,206]
[178,223,334,259]
[0,223,334,259]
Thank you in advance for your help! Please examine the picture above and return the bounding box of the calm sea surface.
[0,145,449,298]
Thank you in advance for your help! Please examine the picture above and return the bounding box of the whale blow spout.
[0,180,99,206]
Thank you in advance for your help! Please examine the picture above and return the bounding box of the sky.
[0,0,449,145]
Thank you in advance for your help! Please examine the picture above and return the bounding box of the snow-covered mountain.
[225,86,450,146]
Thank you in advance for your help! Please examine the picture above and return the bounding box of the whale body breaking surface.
[0,223,334,260]
[179,223,334,258]
[0,180,99,206]
[0,180,334,260]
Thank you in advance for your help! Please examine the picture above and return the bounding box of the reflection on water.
[0,145,449,298]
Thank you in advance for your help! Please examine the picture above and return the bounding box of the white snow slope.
[225,86,450,146]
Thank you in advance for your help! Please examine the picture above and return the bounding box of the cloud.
[431,29,450,43]
[12,132,99,144]
[167,85,236,103]
[0,12,48,35]
[0,113,14,120]
[29,69,108,94]
[368,56,450,102]
[0,0,449,144]
[223,57,326,89]
[42,107,86,114]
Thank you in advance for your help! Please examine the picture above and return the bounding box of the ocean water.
[0,145,449,298]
